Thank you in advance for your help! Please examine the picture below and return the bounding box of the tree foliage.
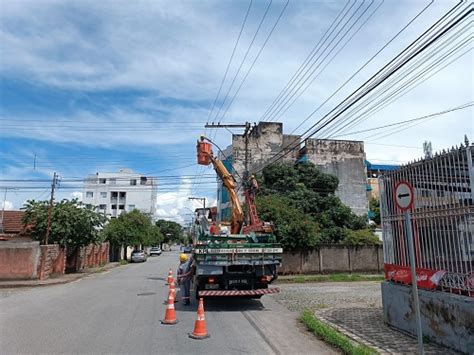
[22,199,106,248]
[256,162,379,250]
[155,219,183,244]
[369,197,381,225]
[102,210,163,248]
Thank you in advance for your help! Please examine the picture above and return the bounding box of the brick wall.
[68,242,109,272]
[278,245,383,274]
[37,244,66,280]
[0,241,41,280]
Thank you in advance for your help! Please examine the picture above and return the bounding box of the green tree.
[256,194,320,250]
[369,197,381,225]
[155,219,183,247]
[22,199,106,248]
[256,162,378,249]
[102,210,163,260]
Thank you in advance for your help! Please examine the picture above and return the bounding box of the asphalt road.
[0,249,334,355]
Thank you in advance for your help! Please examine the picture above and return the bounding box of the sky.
[0,0,472,223]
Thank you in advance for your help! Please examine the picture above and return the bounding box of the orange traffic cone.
[161,289,178,325]
[166,269,174,285]
[164,281,178,304]
[189,298,209,339]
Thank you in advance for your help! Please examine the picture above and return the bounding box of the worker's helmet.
[179,253,189,262]
[251,175,255,178]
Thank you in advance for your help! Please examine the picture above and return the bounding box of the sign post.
[395,181,424,354]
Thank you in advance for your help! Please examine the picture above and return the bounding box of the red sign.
[384,264,446,290]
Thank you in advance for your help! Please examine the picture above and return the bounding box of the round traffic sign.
[394,181,414,211]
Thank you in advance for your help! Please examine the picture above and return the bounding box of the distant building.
[82,169,157,219]
[216,122,369,220]
[365,160,400,200]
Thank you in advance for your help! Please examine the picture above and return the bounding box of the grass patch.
[119,260,128,266]
[276,273,384,284]
[300,310,377,355]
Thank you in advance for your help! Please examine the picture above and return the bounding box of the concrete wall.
[278,245,383,274]
[0,241,40,280]
[305,139,368,216]
[232,122,300,186]
[381,282,474,354]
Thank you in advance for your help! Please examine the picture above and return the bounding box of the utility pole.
[0,188,8,234]
[188,196,206,209]
[204,122,253,178]
[45,172,58,245]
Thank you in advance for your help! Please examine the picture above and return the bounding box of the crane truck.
[193,136,282,298]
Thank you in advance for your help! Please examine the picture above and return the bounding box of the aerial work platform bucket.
[197,140,212,165]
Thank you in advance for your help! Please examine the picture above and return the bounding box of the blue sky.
[1,0,472,222]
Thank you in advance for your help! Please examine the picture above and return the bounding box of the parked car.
[131,250,147,262]
[149,247,162,256]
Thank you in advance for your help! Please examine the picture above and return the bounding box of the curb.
[0,263,120,289]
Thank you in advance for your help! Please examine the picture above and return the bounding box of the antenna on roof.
[423,141,433,159]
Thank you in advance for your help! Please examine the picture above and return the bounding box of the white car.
[149,247,162,256]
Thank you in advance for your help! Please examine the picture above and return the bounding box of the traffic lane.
[1,257,168,354]
[148,251,275,355]
[0,252,274,355]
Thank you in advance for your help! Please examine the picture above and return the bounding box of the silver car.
[131,250,147,262]
[149,247,162,256]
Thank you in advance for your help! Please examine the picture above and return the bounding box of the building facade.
[216,122,369,220]
[82,169,157,219]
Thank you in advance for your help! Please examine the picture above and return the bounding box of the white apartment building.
[82,169,157,219]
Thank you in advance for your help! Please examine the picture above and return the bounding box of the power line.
[210,0,273,125]
[213,0,290,125]
[329,102,473,138]
[206,0,253,125]
[263,0,378,123]
[252,2,470,173]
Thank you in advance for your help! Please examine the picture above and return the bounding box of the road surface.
[0,249,334,355]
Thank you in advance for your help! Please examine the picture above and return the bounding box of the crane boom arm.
[197,137,244,234]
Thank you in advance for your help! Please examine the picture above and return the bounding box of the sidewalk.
[315,307,459,354]
[0,262,120,288]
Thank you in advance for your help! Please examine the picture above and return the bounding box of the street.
[0,249,333,355]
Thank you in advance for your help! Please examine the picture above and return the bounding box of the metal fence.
[379,142,473,296]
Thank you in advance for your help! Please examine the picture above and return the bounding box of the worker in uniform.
[177,253,194,305]
[250,175,259,199]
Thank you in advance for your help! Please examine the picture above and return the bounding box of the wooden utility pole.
[45,172,58,245]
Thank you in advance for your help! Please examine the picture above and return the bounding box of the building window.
[119,204,125,210]
[99,204,107,210]
[130,179,137,186]
[86,191,93,198]
[128,204,135,210]
[111,205,117,210]
[119,192,126,198]
[109,178,116,185]
[100,192,107,198]
[140,176,147,185]
[85,204,92,208]
[111,191,118,198]
[99,178,106,184]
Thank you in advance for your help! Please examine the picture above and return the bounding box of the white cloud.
[155,177,216,225]
[70,191,83,201]
[0,0,472,210]
[0,200,14,211]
